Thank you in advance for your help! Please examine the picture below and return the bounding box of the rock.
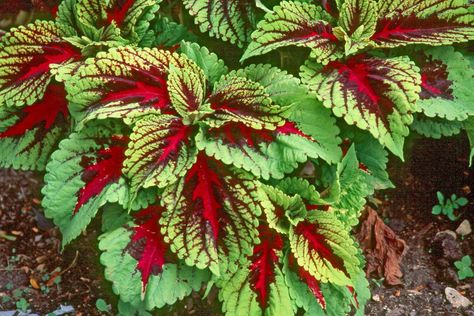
[432,231,463,261]
[436,230,457,239]
[445,287,472,308]
[372,294,381,302]
[456,220,472,237]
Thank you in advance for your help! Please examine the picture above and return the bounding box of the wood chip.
[30,278,40,289]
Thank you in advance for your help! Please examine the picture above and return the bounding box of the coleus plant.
[0,0,473,315]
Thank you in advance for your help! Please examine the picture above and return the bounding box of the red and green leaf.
[42,121,153,246]
[124,114,197,193]
[161,153,262,275]
[242,1,342,64]
[217,226,294,316]
[99,207,210,310]
[0,20,80,107]
[371,0,474,48]
[66,47,179,124]
[205,75,285,130]
[301,54,421,158]
[183,0,255,47]
[128,206,168,289]
[0,84,70,170]
[412,47,474,121]
[289,211,361,286]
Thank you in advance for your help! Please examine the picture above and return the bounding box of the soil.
[0,135,473,316]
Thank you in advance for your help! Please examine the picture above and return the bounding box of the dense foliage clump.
[0,0,473,315]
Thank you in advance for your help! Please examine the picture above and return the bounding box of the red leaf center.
[0,84,69,138]
[249,226,283,308]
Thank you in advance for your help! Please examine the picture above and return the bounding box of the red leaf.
[130,206,168,288]
[15,43,79,83]
[276,121,314,141]
[288,253,326,308]
[100,69,171,112]
[74,138,127,213]
[185,153,223,240]
[371,11,474,46]
[0,84,68,138]
[416,54,453,100]
[323,55,396,124]
[107,0,135,26]
[295,221,347,275]
[249,226,283,308]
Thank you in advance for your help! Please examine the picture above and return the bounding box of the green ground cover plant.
[0,0,473,315]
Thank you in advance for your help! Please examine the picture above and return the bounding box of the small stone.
[372,294,381,302]
[445,287,472,308]
[436,230,457,239]
[456,220,471,237]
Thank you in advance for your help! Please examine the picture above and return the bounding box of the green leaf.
[179,41,228,86]
[95,298,110,312]
[140,17,197,48]
[465,116,474,166]
[432,205,442,215]
[411,115,463,139]
[332,145,372,228]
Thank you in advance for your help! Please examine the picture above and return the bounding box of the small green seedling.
[96,298,112,314]
[432,191,468,221]
[16,298,29,312]
[454,255,474,280]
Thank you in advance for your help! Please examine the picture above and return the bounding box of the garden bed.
[0,136,473,315]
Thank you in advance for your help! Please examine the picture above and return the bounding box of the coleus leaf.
[0,20,80,107]
[161,153,262,276]
[167,56,208,120]
[336,0,377,54]
[371,0,474,48]
[124,114,197,192]
[179,41,228,86]
[99,207,209,310]
[217,226,294,316]
[140,17,197,48]
[242,1,342,64]
[411,114,463,139]
[66,47,178,125]
[183,0,255,47]
[413,47,474,121]
[342,128,394,191]
[283,251,360,316]
[0,84,69,171]
[205,74,284,130]
[61,0,159,42]
[332,145,373,228]
[301,54,421,158]
[42,121,154,246]
[289,210,360,286]
[465,116,474,166]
